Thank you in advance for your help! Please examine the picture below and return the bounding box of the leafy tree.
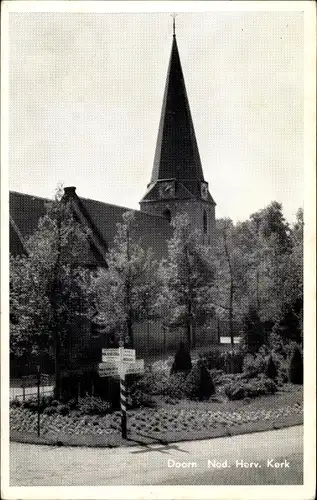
[170,341,192,374]
[213,218,249,345]
[10,186,93,397]
[93,211,157,347]
[158,214,215,349]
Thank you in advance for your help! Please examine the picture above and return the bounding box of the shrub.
[77,397,112,415]
[43,405,57,415]
[265,355,278,380]
[68,398,78,410]
[151,357,173,374]
[57,404,70,416]
[127,389,156,409]
[134,368,168,396]
[224,374,277,401]
[170,341,192,374]
[243,353,266,378]
[185,361,215,401]
[288,345,303,384]
[21,395,53,413]
[10,398,21,408]
[222,350,244,374]
[201,349,224,370]
[201,349,244,374]
[163,373,187,399]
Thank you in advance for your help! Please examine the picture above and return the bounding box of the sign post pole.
[119,342,127,439]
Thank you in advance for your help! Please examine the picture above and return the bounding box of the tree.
[241,304,266,354]
[213,218,249,345]
[93,211,157,348]
[249,202,293,325]
[10,186,93,397]
[158,214,215,349]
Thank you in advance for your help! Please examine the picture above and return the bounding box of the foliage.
[10,398,21,408]
[242,353,266,378]
[170,341,192,374]
[241,305,266,353]
[164,373,188,399]
[10,187,93,374]
[201,349,244,374]
[265,354,278,380]
[93,211,157,347]
[127,388,156,409]
[157,214,215,348]
[185,360,215,400]
[21,395,54,413]
[200,349,224,370]
[132,368,168,396]
[77,397,112,415]
[213,218,249,341]
[57,404,70,416]
[224,374,277,400]
[43,406,57,415]
[288,345,303,384]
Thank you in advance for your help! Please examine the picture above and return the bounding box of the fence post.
[22,385,25,403]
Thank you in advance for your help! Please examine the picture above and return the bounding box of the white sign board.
[101,348,136,363]
[124,359,144,375]
[102,348,119,358]
[98,363,119,378]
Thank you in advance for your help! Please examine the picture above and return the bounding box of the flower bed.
[10,387,303,438]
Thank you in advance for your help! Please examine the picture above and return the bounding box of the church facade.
[10,30,218,355]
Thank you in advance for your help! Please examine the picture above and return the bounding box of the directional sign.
[101,348,136,363]
[98,363,119,378]
[99,361,120,370]
[124,359,144,375]
[102,348,119,359]
[122,349,136,362]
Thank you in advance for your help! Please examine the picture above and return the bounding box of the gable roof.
[9,190,172,265]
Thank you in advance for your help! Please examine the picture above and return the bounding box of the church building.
[10,26,216,264]
[10,26,218,355]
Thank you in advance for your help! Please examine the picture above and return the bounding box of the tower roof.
[150,34,205,185]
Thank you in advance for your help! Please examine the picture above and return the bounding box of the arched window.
[203,210,208,233]
[163,208,171,223]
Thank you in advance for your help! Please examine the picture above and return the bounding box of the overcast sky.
[8,9,304,223]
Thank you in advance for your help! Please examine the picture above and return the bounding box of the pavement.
[10,425,303,486]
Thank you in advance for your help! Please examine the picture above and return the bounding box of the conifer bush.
[170,341,192,374]
[288,344,303,384]
[265,354,278,380]
[185,360,215,400]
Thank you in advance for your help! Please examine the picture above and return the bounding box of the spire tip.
[171,13,177,37]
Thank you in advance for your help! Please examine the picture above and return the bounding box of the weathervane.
[171,13,178,37]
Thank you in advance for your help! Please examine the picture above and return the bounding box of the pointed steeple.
[150,31,205,191]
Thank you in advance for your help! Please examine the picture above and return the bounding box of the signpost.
[98,344,144,438]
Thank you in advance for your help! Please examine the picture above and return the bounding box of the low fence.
[10,374,54,401]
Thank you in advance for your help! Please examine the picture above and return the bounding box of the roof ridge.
[80,196,167,221]
[10,190,51,202]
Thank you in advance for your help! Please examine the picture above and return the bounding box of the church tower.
[140,22,216,244]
